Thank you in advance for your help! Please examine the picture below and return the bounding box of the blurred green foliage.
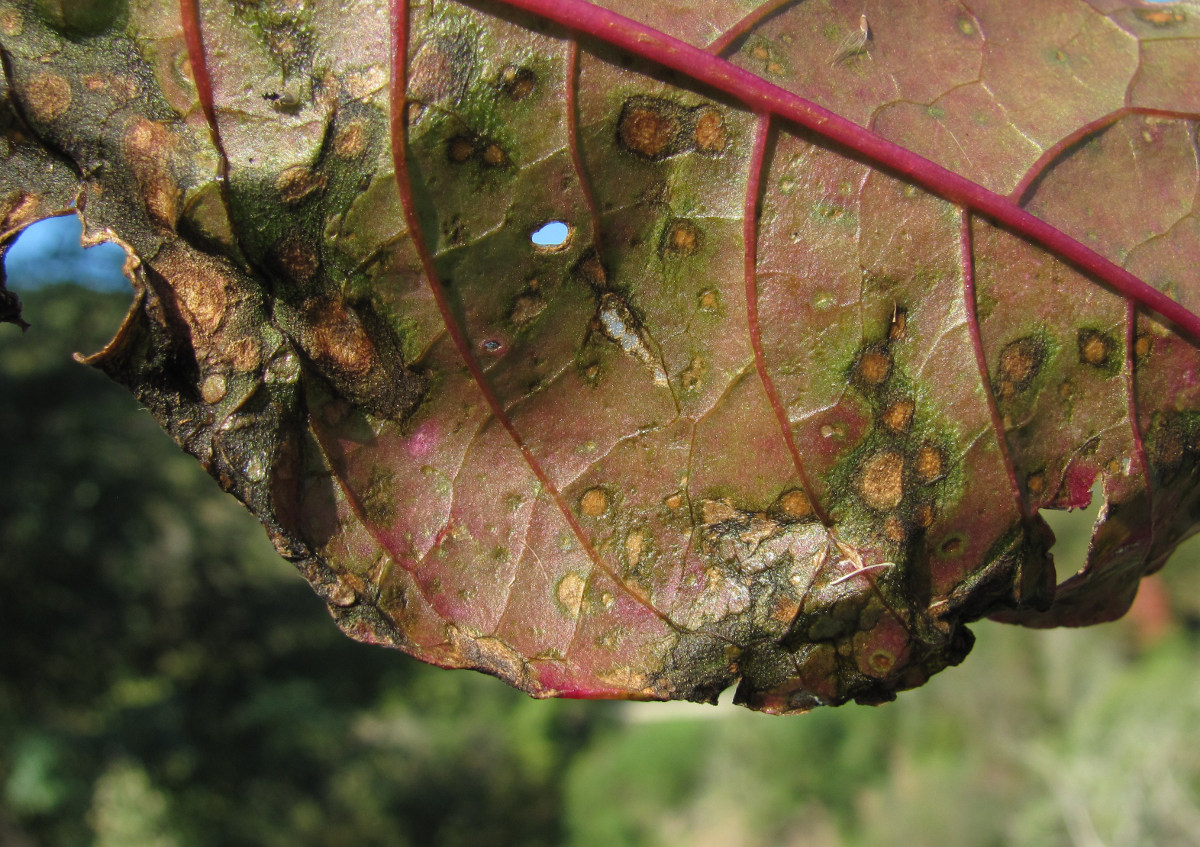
[2,286,1199,847]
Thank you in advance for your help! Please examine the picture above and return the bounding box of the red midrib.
[492,0,1200,345]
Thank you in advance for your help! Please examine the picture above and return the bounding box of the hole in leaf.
[530,220,571,252]
[4,214,128,293]
[1039,481,1105,584]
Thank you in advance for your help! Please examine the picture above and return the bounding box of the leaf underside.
[2,0,1199,712]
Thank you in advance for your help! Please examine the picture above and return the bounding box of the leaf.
[1,0,1198,712]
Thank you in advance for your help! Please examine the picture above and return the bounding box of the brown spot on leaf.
[664,491,684,510]
[914,444,944,483]
[123,118,179,228]
[860,451,905,511]
[556,572,586,618]
[698,289,720,311]
[499,65,536,100]
[617,96,685,160]
[306,299,376,377]
[913,501,936,528]
[1077,328,1115,369]
[625,530,646,569]
[200,373,228,404]
[275,237,319,282]
[1026,471,1045,497]
[997,336,1046,398]
[24,73,71,124]
[447,135,476,164]
[693,107,727,153]
[700,499,740,526]
[481,142,509,168]
[884,516,907,543]
[882,398,915,434]
[334,122,367,158]
[776,489,813,519]
[580,487,610,517]
[660,219,703,258]
[509,291,547,327]
[156,244,230,337]
[854,348,892,387]
[679,356,707,391]
[1135,334,1152,359]
[574,252,608,290]
[941,536,964,555]
[276,165,326,204]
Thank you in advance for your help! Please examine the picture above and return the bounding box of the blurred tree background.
[3,217,1200,847]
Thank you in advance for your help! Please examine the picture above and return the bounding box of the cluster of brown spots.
[996,336,1046,399]
[616,96,730,161]
[334,121,367,158]
[776,489,813,520]
[693,107,727,153]
[659,219,703,258]
[276,165,326,204]
[1135,6,1186,26]
[498,65,536,101]
[274,237,319,282]
[579,487,610,517]
[679,356,707,391]
[305,299,376,377]
[1077,328,1115,369]
[23,73,72,124]
[881,398,914,434]
[853,346,893,388]
[913,444,944,483]
[445,134,509,168]
[860,450,905,511]
[745,39,786,75]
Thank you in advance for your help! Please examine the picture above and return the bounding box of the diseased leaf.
[2,0,1198,712]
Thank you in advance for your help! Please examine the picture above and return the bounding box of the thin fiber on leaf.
[1,0,1198,712]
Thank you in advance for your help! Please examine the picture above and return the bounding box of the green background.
[3,284,1200,847]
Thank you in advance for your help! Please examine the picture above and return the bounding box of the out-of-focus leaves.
[1,0,1198,711]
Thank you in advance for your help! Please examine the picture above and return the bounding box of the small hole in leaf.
[530,220,572,252]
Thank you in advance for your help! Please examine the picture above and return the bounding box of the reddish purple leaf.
[1,0,1198,712]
